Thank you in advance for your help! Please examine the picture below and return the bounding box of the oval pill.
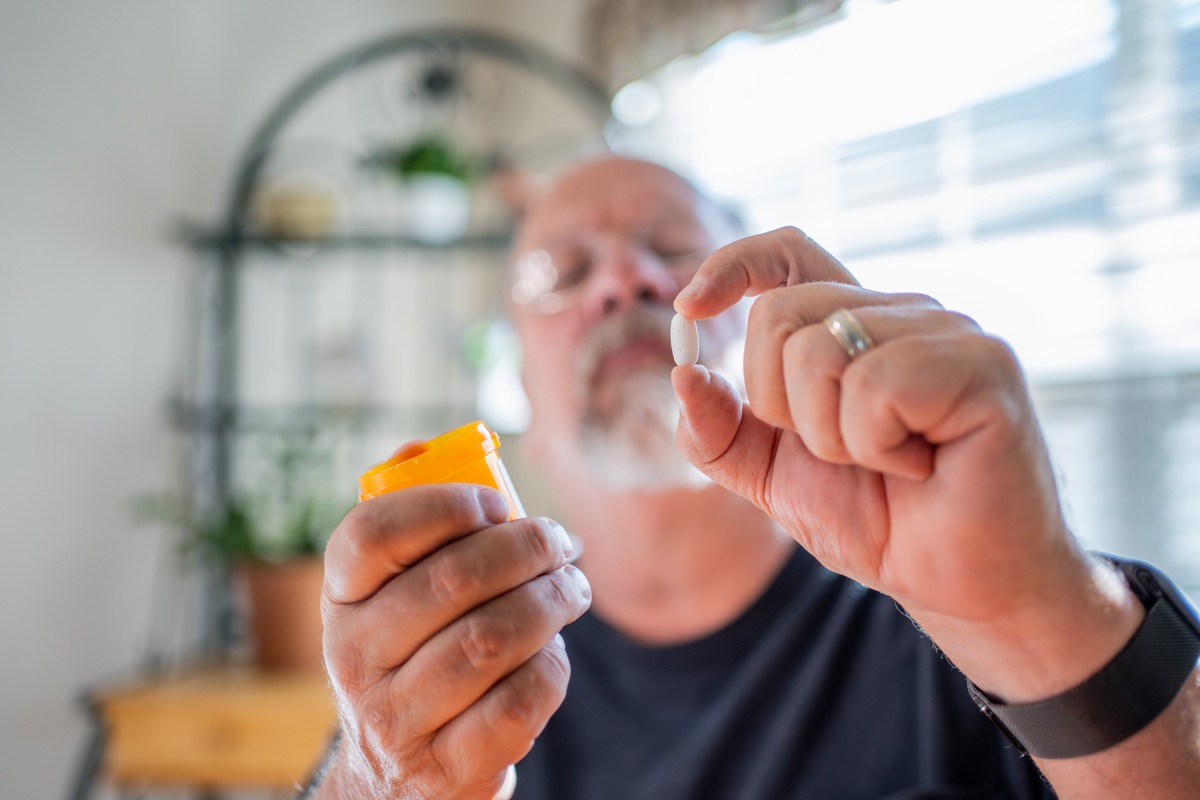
[671,313,700,366]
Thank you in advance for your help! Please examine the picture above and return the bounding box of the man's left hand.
[671,226,1141,705]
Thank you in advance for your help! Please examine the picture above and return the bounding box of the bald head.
[513,157,740,264]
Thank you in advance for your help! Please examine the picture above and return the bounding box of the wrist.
[296,730,340,799]
[298,731,377,800]
[959,554,1200,759]
[913,552,1145,703]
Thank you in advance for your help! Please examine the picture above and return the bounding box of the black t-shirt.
[515,547,1055,799]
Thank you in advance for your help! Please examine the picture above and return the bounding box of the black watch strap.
[296,729,341,799]
[966,555,1200,759]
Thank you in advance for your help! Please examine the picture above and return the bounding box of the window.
[620,0,1200,598]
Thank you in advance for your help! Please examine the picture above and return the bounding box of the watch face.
[1105,553,1200,636]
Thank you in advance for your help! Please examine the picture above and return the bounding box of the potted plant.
[137,433,353,673]
[362,134,477,244]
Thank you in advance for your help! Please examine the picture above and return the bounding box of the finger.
[386,565,591,737]
[390,440,426,459]
[432,635,571,790]
[324,483,510,608]
[741,283,907,433]
[672,364,778,511]
[327,517,574,680]
[838,333,1029,480]
[779,305,978,464]
[674,226,858,320]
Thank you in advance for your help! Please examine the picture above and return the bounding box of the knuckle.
[980,334,1021,370]
[319,580,343,623]
[978,336,1028,391]
[424,741,498,797]
[418,739,459,792]
[541,569,577,613]
[458,614,511,672]
[539,639,572,687]
[797,400,848,461]
[745,293,772,332]
[322,552,363,611]
[783,325,822,368]
[425,551,478,607]
[775,224,807,244]
[490,649,570,737]
[749,287,789,325]
[489,676,546,733]
[947,309,980,329]
[521,517,561,566]
[841,357,879,396]
[332,505,373,565]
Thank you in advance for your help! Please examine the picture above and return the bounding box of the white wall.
[0,2,588,796]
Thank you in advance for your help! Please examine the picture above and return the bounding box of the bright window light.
[625,0,1200,597]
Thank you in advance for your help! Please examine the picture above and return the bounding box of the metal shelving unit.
[173,26,611,653]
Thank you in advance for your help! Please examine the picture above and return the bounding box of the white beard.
[577,312,712,493]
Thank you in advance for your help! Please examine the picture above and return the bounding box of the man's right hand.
[316,483,590,799]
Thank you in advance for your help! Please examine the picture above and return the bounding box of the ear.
[489,165,549,215]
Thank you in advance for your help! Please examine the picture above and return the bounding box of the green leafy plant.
[135,431,353,566]
[362,134,476,184]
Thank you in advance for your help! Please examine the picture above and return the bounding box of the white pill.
[671,313,700,366]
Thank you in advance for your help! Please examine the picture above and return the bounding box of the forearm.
[1038,673,1200,799]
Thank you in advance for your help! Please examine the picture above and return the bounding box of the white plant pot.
[395,173,472,244]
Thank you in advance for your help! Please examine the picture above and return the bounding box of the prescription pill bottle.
[358,420,526,520]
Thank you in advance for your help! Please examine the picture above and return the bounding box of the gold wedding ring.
[824,308,876,360]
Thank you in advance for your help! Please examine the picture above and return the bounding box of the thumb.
[673,364,777,509]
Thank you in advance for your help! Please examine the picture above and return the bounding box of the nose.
[583,242,678,316]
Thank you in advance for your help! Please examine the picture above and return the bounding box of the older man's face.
[508,158,743,489]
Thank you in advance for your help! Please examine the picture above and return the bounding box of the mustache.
[576,305,675,389]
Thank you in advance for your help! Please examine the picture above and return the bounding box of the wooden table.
[70,665,338,798]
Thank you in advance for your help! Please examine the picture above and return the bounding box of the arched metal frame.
[194,26,612,649]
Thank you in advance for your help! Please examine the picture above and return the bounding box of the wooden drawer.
[95,666,338,788]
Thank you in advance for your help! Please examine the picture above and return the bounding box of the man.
[312,157,1200,798]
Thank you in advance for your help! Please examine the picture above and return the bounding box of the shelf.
[175,220,513,254]
[168,398,482,434]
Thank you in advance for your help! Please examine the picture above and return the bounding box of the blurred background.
[1,0,1197,797]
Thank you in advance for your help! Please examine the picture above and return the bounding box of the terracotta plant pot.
[236,558,326,674]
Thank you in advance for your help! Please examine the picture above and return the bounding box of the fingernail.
[553,632,566,650]
[552,521,574,560]
[565,564,592,601]
[676,277,704,305]
[478,487,510,524]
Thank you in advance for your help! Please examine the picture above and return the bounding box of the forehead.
[514,159,710,249]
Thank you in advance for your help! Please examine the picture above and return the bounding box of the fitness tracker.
[966,553,1200,759]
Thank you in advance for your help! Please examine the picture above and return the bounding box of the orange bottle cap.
[358,420,510,503]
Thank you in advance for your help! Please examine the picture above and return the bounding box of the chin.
[585,446,712,493]
[581,365,712,493]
